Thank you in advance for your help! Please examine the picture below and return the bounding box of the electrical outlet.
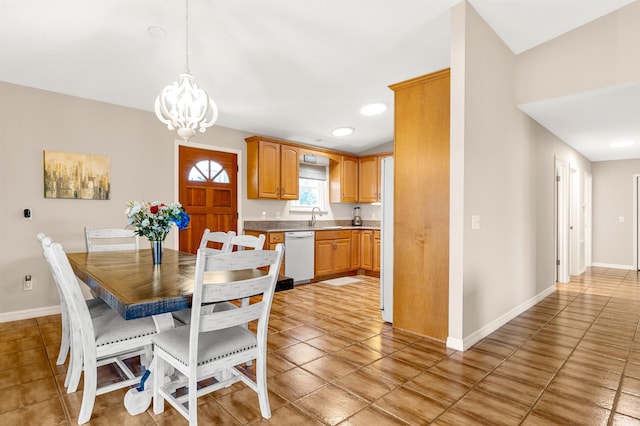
[23,275,33,291]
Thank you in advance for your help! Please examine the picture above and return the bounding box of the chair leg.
[188,375,198,425]
[255,354,271,419]
[57,309,70,365]
[66,331,83,393]
[153,356,165,414]
[77,358,97,425]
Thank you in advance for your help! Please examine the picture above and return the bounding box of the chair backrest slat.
[201,275,273,304]
[199,229,235,255]
[229,234,266,251]
[199,302,264,332]
[85,227,139,252]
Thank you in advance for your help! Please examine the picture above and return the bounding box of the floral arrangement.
[125,200,190,241]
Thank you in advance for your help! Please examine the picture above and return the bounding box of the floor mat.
[320,277,362,287]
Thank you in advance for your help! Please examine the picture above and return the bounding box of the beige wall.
[592,159,640,268]
[516,1,640,104]
[449,2,592,349]
[0,82,381,317]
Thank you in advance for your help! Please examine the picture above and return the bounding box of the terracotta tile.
[569,348,626,373]
[431,407,489,425]
[266,332,300,353]
[470,338,518,358]
[300,354,359,381]
[335,368,400,402]
[0,396,67,426]
[404,371,470,405]
[267,316,302,333]
[626,362,640,380]
[0,376,59,414]
[532,391,611,424]
[617,392,640,419]
[447,348,503,371]
[381,328,423,345]
[360,335,407,355]
[474,372,543,407]
[509,348,565,373]
[274,342,326,366]
[449,389,529,425]
[333,343,384,367]
[268,367,327,402]
[250,403,324,425]
[339,406,408,425]
[520,411,576,425]
[216,386,287,424]
[373,386,446,424]
[0,347,49,371]
[305,333,353,353]
[492,359,556,388]
[546,373,617,409]
[310,317,349,333]
[363,356,422,383]
[296,384,367,424]
[610,412,640,425]
[278,325,326,342]
[428,359,489,387]
[558,360,622,390]
[390,345,445,370]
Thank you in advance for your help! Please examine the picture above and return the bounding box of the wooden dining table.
[66,247,293,416]
[67,248,294,320]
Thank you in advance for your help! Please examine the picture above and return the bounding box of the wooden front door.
[179,145,238,254]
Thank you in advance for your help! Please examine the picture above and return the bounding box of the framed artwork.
[43,150,111,200]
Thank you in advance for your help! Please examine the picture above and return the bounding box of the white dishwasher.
[284,231,315,284]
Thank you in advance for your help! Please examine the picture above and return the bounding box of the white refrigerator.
[380,156,394,323]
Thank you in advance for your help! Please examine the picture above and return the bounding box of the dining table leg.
[124,313,176,416]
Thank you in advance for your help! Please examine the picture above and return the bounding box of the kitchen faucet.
[310,207,322,227]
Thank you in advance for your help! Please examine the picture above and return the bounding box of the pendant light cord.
[185,0,190,73]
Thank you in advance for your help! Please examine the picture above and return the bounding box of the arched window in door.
[188,160,230,183]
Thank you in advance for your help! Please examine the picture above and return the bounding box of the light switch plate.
[471,215,480,230]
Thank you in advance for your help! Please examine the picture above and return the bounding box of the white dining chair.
[172,229,238,326]
[199,229,235,254]
[37,234,113,383]
[84,227,139,252]
[40,235,157,425]
[152,245,284,425]
[229,233,266,251]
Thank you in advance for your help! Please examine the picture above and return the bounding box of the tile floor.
[2,268,640,425]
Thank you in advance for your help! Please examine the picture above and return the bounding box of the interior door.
[179,145,238,254]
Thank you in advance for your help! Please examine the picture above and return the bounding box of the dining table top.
[66,248,284,320]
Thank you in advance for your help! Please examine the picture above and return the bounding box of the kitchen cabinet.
[246,137,299,200]
[329,155,358,203]
[315,230,352,277]
[244,230,285,275]
[390,68,450,340]
[358,154,392,203]
[358,156,380,203]
[359,230,380,273]
[360,230,374,270]
[351,230,361,269]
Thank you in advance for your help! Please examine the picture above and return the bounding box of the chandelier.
[155,0,218,141]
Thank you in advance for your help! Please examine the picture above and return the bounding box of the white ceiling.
[0,0,637,159]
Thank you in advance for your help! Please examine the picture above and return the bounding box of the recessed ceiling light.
[147,25,167,39]
[332,127,354,137]
[360,103,387,116]
[609,140,635,148]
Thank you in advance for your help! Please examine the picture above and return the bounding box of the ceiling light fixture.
[360,102,387,116]
[154,0,218,142]
[608,140,635,148]
[332,127,354,137]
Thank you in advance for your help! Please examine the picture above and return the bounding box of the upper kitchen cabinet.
[246,136,299,200]
[358,154,391,203]
[390,68,450,341]
[329,155,358,203]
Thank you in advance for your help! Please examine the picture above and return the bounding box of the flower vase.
[151,240,163,265]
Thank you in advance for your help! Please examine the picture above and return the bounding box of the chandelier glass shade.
[155,0,218,141]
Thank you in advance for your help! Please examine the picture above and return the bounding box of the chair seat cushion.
[92,313,157,347]
[171,302,238,326]
[152,325,257,367]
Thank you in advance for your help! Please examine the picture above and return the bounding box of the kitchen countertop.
[244,220,380,233]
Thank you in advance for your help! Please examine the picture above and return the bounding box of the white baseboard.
[447,284,557,352]
[0,305,61,323]
[591,262,635,271]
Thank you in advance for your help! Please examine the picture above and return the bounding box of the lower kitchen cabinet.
[315,230,352,278]
[360,229,380,275]
[244,230,285,275]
